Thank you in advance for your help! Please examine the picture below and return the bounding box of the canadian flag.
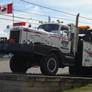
[0,3,12,14]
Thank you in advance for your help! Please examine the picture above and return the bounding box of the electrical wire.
[13,9,90,25]
[19,0,92,21]
[0,17,40,25]
[19,0,76,16]
[0,15,92,25]
[14,9,48,17]
[0,14,43,22]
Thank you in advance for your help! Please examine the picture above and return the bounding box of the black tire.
[81,67,92,75]
[69,66,92,76]
[10,56,27,73]
[69,40,83,76]
[40,54,59,76]
[69,66,82,75]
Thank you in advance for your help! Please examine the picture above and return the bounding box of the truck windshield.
[38,24,59,32]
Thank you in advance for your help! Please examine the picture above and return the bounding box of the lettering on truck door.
[37,24,60,46]
[82,41,92,67]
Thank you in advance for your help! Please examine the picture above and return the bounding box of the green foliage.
[60,84,92,92]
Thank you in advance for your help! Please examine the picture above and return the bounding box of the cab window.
[60,26,69,35]
[38,24,59,32]
[84,30,92,42]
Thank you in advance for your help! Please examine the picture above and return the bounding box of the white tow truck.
[0,20,92,75]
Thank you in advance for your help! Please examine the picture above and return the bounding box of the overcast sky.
[0,0,92,38]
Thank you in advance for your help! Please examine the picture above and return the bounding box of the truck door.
[37,24,60,46]
[35,25,50,45]
[59,26,71,53]
[47,24,60,47]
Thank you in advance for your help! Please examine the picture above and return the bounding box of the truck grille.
[10,31,20,43]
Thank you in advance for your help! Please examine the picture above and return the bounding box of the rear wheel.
[69,66,82,75]
[69,66,92,76]
[10,55,27,73]
[40,54,59,75]
[69,37,83,76]
[81,67,92,75]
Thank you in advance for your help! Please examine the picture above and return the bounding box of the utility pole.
[48,16,51,23]
[12,0,14,24]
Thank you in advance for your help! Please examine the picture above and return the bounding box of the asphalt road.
[0,58,69,74]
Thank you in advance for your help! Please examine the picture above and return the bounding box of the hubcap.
[47,58,56,72]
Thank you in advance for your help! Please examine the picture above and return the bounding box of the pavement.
[0,58,69,74]
[0,58,92,92]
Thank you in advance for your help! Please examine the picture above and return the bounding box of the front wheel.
[10,56,27,73]
[40,54,59,76]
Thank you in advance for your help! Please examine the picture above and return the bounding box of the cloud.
[34,6,39,11]
[39,0,92,7]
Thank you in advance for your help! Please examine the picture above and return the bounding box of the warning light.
[13,22,26,26]
[78,26,90,29]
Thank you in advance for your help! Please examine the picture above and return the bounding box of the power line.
[1,9,75,24]
[1,14,92,25]
[13,9,92,25]
[19,0,76,16]
[0,14,45,22]
[19,0,92,21]
[14,9,76,23]
[80,16,92,21]
[14,9,48,17]
[0,17,13,21]
[0,17,40,25]
[0,12,75,24]
[0,8,92,25]
[0,14,92,27]
[14,9,71,20]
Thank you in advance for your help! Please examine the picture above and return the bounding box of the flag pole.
[12,1,14,24]
[13,12,14,24]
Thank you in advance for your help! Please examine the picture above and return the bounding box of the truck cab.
[36,23,71,54]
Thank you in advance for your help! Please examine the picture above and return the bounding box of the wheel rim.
[47,58,57,73]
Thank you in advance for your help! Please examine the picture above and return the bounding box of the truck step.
[65,55,75,60]
[63,55,75,66]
